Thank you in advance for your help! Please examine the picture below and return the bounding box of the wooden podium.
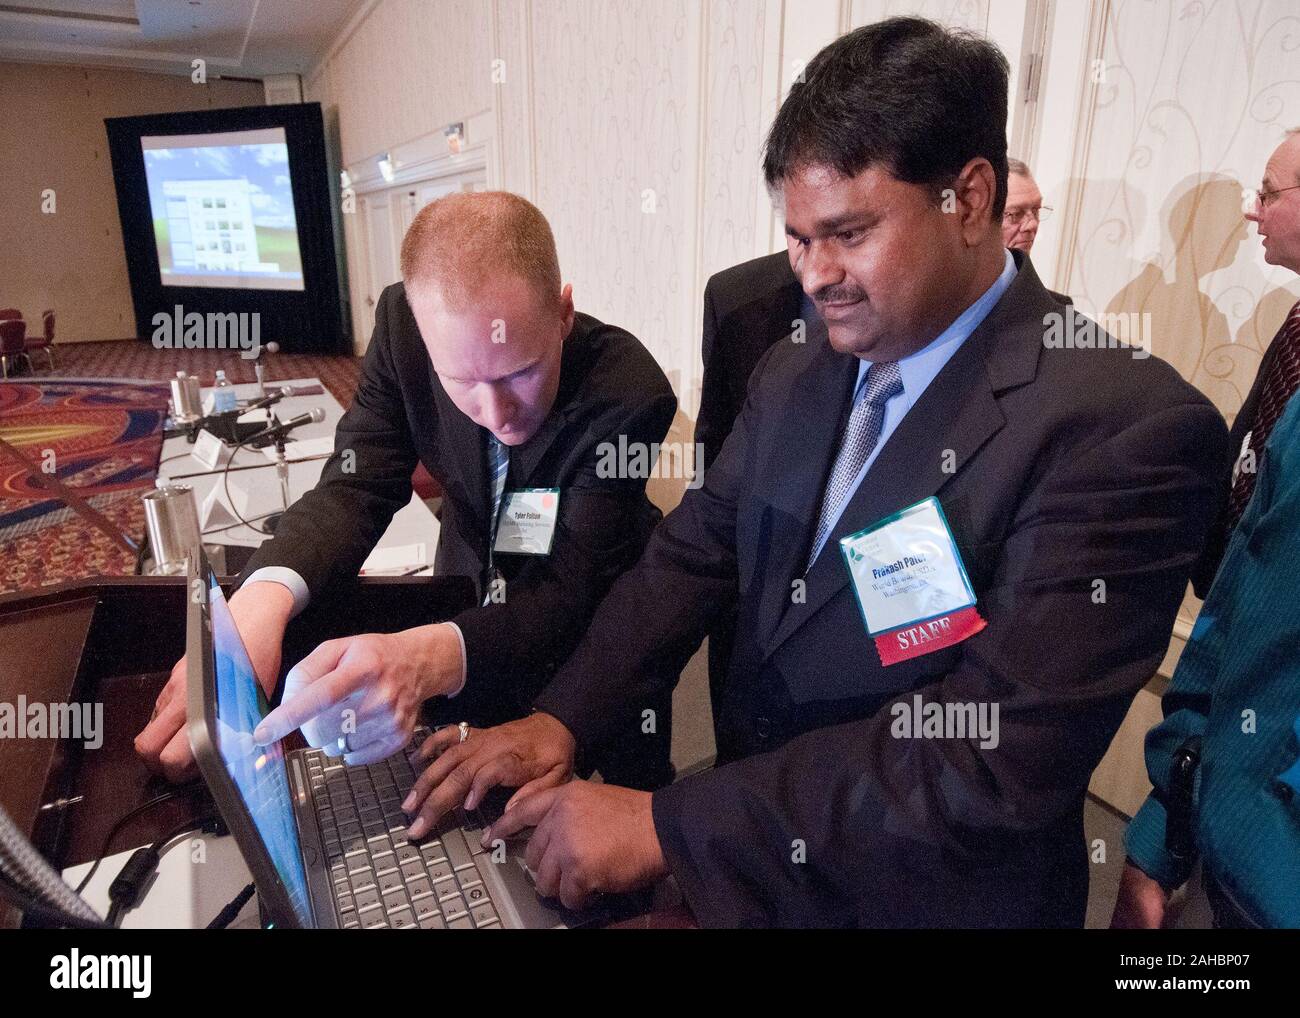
[0,573,474,927]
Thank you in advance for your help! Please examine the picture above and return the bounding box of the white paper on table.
[262,435,334,462]
[360,543,427,574]
[200,480,253,532]
[63,834,259,929]
[191,428,227,470]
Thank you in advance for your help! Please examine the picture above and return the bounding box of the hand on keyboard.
[402,712,576,839]
[484,779,668,911]
[306,730,506,929]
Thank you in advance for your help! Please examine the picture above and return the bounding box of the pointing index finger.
[254,655,363,745]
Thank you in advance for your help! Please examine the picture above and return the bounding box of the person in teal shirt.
[1115,387,1300,927]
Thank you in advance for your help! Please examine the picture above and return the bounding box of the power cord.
[219,431,279,535]
[206,883,256,929]
[202,510,279,537]
[105,815,217,928]
[74,783,203,895]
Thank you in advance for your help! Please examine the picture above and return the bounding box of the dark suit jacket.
[536,252,1228,927]
[697,252,803,471]
[243,282,677,724]
[697,252,804,725]
[1189,330,1283,597]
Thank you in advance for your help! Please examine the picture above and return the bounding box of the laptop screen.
[207,575,313,927]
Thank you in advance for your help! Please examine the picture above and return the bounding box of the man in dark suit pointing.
[402,19,1226,926]
[136,191,676,792]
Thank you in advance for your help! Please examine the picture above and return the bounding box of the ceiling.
[0,0,366,79]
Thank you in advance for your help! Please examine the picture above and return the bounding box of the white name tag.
[839,496,984,665]
[492,488,561,556]
[191,427,227,470]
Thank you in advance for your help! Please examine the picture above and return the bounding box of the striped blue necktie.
[487,433,509,538]
[484,433,510,603]
[805,361,903,572]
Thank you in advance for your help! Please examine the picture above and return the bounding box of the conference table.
[155,376,439,573]
[2,379,696,929]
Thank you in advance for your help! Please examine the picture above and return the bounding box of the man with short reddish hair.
[137,190,677,794]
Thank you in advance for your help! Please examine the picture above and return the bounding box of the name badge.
[839,496,986,666]
[492,488,561,556]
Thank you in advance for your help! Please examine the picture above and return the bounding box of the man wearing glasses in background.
[1001,158,1069,305]
[1114,128,1300,928]
[1187,128,1300,595]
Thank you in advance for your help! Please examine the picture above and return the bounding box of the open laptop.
[184,553,593,929]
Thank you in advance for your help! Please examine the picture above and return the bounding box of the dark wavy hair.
[763,17,1011,217]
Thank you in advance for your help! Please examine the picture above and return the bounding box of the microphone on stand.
[248,406,326,535]
[254,340,282,418]
[240,386,293,415]
[244,407,326,449]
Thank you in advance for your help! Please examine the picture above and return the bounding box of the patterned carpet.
[0,340,361,596]
[44,338,363,406]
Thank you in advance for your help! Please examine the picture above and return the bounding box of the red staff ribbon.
[874,605,986,666]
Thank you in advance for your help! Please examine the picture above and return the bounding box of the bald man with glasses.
[1001,159,1068,305]
[1189,128,1300,595]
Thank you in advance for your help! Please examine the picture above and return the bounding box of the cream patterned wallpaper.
[308,0,777,419]
[1062,0,1300,423]
[698,0,774,306]
[314,0,494,169]
[525,0,701,390]
[307,0,1300,430]
[850,0,989,31]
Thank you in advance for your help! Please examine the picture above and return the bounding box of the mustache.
[813,284,867,305]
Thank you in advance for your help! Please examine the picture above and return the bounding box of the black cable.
[168,452,330,483]
[105,816,216,928]
[0,872,109,930]
[220,429,280,535]
[151,816,211,855]
[206,882,256,929]
[202,510,280,537]
[74,783,202,895]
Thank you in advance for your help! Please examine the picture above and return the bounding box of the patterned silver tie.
[487,433,510,537]
[484,433,510,604]
[805,360,903,571]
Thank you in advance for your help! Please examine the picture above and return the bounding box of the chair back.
[0,319,26,355]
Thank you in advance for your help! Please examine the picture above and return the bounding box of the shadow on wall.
[1099,173,1297,422]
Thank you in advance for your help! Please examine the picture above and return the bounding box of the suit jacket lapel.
[760,251,1050,660]
[751,319,858,649]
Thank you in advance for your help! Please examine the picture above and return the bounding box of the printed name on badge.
[839,496,986,665]
[492,488,561,556]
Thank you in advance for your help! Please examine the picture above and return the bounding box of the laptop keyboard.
[303,729,505,929]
